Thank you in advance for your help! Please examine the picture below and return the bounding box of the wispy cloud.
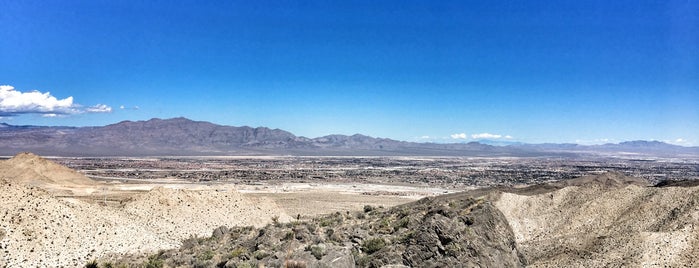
[86,104,112,113]
[665,138,693,146]
[471,133,512,140]
[450,133,468,139]
[0,85,112,116]
[119,105,140,110]
[575,138,614,145]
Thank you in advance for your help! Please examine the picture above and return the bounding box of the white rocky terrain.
[495,172,699,267]
[0,153,290,267]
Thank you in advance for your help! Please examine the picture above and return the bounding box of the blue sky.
[1,1,697,145]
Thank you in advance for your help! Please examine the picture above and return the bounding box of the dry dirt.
[494,173,699,267]
[0,153,426,267]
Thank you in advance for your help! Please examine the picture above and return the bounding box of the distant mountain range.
[1,117,697,157]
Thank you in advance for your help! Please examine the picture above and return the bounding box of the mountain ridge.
[0,117,696,157]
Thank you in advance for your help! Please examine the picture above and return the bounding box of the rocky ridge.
[106,172,699,268]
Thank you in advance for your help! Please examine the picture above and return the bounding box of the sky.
[1,1,697,145]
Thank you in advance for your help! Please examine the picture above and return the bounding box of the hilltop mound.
[0,181,177,267]
[495,172,698,267]
[0,152,98,195]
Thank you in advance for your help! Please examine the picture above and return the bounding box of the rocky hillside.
[104,172,699,268]
[108,194,526,268]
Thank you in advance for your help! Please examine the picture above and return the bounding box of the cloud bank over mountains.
[0,85,111,117]
[449,132,513,140]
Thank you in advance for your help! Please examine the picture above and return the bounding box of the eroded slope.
[495,173,699,267]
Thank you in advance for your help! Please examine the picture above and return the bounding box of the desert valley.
[1,136,698,267]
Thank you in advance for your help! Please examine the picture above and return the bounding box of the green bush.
[310,244,326,260]
[230,247,248,258]
[198,249,214,261]
[362,237,386,254]
[143,255,163,268]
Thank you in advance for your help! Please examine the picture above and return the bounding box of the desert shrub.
[362,237,386,254]
[309,244,326,260]
[198,249,214,261]
[393,217,410,231]
[306,222,317,233]
[101,262,114,268]
[379,218,390,228]
[284,260,307,268]
[445,243,464,257]
[84,259,98,268]
[229,247,248,258]
[237,262,254,268]
[254,249,270,260]
[143,255,163,268]
[182,236,199,249]
[283,230,295,241]
[193,259,210,268]
[319,218,333,227]
[363,205,375,213]
[398,231,415,243]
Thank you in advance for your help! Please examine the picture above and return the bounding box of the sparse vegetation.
[361,237,386,254]
[284,260,307,268]
[84,259,98,268]
[198,249,214,261]
[143,255,164,268]
[308,244,326,260]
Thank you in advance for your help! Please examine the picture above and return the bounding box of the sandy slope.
[495,173,699,267]
[0,154,290,267]
[0,152,100,195]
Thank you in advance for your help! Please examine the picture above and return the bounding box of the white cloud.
[0,85,76,115]
[0,85,111,116]
[120,105,125,109]
[504,135,513,139]
[419,135,430,139]
[471,133,502,139]
[450,133,468,139]
[86,104,112,113]
[576,138,615,145]
[666,138,693,146]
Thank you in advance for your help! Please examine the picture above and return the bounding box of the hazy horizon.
[1,1,697,146]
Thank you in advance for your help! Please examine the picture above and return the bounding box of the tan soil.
[0,153,417,267]
[0,154,290,267]
[494,173,699,267]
